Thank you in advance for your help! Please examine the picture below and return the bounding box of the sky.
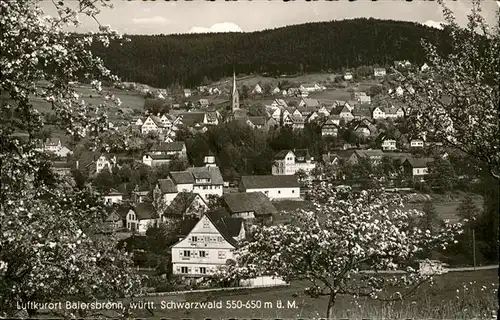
[41,1,499,35]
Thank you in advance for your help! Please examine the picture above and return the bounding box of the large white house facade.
[271,150,316,175]
[239,175,301,200]
[171,210,245,277]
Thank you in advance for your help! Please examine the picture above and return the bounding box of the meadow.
[130,269,498,319]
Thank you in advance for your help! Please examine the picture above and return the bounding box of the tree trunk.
[326,292,336,319]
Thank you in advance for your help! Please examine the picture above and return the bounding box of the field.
[30,84,145,117]
[129,269,498,319]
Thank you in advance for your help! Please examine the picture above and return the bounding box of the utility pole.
[472,229,476,270]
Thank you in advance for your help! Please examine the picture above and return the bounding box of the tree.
[212,185,461,318]
[240,85,250,100]
[425,158,457,192]
[248,104,267,117]
[393,1,500,179]
[420,200,442,235]
[457,195,479,224]
[294,169,308,185]
[369,85,383,97]
[1,1,142,317]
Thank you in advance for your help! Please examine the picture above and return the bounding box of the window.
[199,267,207,274]
[199,251,206,258]
[292,190,295,193]
[203,220,210,228]
[191,236,198,242]
[183,250,191,257]
[218,251,226,260]
[278,190,281,194]
[218,236,223,242]
[181,267,188,274]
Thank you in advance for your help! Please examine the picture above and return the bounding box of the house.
[349,149,385,164]
[141,115,164,135]
[283,114,305,130]
[403,158,433,180]
[373,68,387,77]
[203,151,217,168]
[184,89,192,98]
[103,188,123,205]
[322,152,342,166]
[152,178,179,207]
[321,119,338,137]
[169,166,224,200]
[150,141,187,157]
[372,106,386,120]
[125,202,159,234]
[421,63,430,72]
[44,138,62,153]
[163,192,209,220]
[177,112,208,128]
[252,84,263,94]
[240,175,300,200]
[395,86,404,96]
[272,87,281,95]
[298,88,309,98]
[52,161,73,176]
[352,92,371,104]
[104,210,124,231]
[272,149,316,176]
[352,105,372,120]
[223,192,278,226]
[336,105,354,122]
[95,154,117,174]
[246,116,267,130]
[142,153,174,167]
[384,106,405,119]
[198,99,209,107]
[381,139,397,151]
[344,72,353,80]
[300,83,321,92]
[271,99,288,109]
[317,106,330,117]
[298,98,320,109]
[410,139,425,148]
[171,208,246,277]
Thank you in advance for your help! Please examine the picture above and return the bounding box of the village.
[32,62,465,286]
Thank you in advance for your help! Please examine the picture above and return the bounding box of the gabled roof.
[247,116,266,126]
[205,208,244,247]
[322,119,338,128]
[186,166,224,185]
[240,175,300,189]
[274,99,288,107]
[165,192,204,217]
[404,157,434,168]
[176,218,199,237]
[116,205,131,219]
[170,171,195,184]
[301,98,320,108]
[147,115,164,127]
[151,142,185,152]
[294,149,312,162]
[157,178,177,193]
[223,192,278,216]
[354,149,385,158]
[45,138,61,146]
[133,202,158,220]
[273,150,293,160]
[383,152,413,162]
[178,112,205,127]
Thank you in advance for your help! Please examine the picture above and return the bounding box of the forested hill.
[92,18,450,87]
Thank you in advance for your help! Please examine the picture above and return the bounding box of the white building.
[103,189,123,205]
[381,139,397,151]
[239,175,301,200]
[171,208,246,277]
[252,84,263,94]
[410,139,425,148]
[373,68,387,77]
[141,115,165,135]
[169,166,224,200]
[95,154,116,174]
[125,202,159,234]
[272,149,316,175]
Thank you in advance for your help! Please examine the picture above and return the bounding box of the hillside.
[92,18,450,88]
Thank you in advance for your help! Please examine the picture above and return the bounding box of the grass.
[128,269,498,319]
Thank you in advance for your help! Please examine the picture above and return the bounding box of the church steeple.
[231,70,239,111]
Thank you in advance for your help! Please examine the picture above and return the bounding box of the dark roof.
[46,138,61,146]
[273,150,292,160]
[133,202,158,220]
[223,192,278,216]
[116,205,131,219]
[383,152,413,161]
[354,149,384,158]
[148,115,164,127]
[157,179,177,193]
[187,166,224,185]
[293,149,311,162]
[52,161,71,169]
[205,208,243,247]
[179,112,205,127]
[240,175,300,189]
[176,218,199,237]
[247,116,266,126]
[106,188,122,196]
[404,158,434,168]
[170,171,195,184]
[165,192,204,217]
[192,171,211,180]
[151,142,185,152]
[147,154,175,160]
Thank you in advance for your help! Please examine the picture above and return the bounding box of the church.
[225,71,246,123]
